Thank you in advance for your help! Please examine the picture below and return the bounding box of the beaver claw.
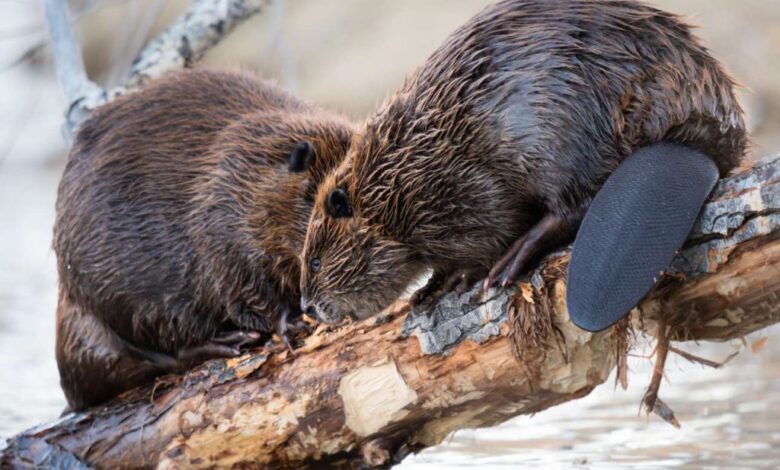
[278,307,312,353]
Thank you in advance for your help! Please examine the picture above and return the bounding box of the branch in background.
[126,0,268,85]
[42,0,269,137]
[42,0,102,136]
[2,156,777,469]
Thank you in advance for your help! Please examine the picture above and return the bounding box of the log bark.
[2,156,778,469]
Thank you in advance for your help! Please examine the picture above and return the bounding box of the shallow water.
[1,164,778,468]
[0,165,64,438]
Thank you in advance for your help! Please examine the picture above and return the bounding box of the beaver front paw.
[410,269,484,309]
[176,330,262,368]
[278,307,313,353]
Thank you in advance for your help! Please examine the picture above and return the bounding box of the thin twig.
[669,345,739,369]
[642,316,670,415]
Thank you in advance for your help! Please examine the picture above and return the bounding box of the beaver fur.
[299,0,747,324]
[54,69,354,410]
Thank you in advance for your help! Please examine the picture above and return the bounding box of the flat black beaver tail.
[567,143,719,332]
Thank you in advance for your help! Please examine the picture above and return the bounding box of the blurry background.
[1,1,778,467]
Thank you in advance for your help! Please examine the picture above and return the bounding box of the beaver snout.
[300,298,319,321]
[300,296,357,325]
[304,305,319,320]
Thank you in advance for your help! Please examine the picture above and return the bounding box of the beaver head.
[191,111,357,311]
[299,149,424,324]
[297,89,497,324]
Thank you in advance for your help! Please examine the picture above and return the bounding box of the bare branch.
[43,0,269,137]
[126,0,268,85]
[42,0,103,136]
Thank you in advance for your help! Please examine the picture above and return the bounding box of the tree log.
[2,156,777,469]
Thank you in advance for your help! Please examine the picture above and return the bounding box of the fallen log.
[2,156,777,469]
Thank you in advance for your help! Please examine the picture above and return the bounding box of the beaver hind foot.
[483,212,581,290]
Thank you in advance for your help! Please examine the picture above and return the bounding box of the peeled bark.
[2,156,778,469]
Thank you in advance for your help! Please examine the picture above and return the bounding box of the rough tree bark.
[2,156,777,469]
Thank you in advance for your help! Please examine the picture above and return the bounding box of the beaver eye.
[310,257,322,272]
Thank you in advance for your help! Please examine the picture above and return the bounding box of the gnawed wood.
[2,156,777,468]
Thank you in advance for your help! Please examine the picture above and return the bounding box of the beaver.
[54,69,355,410]
[298,0,746,327]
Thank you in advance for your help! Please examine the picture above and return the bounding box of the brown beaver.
[299,0,747,326]
[54,68,355,410]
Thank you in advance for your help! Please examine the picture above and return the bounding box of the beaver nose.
[304,305,319,321]
[300,297,319,321]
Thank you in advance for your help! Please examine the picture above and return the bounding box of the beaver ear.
[325,188,352,218]
[288,141,316,173]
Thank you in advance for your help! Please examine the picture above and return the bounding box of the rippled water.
[1,165,779,468]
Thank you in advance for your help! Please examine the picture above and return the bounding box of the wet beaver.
[54,69,354,410]
[299,0,746,327]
